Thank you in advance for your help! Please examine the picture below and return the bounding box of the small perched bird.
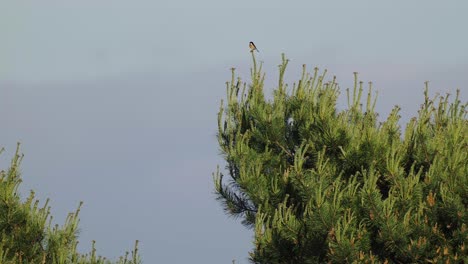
[249,41,259,52]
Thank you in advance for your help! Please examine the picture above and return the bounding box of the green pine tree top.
[215,53,467,263]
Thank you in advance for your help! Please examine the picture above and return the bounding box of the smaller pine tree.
[0,143,141,264]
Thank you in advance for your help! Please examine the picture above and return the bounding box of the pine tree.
[0,143,141,264]
[214,53,467,263]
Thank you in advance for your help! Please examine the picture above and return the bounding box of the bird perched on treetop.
[249,41,259,52]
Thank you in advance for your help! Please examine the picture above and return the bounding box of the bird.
[249,41,259,52]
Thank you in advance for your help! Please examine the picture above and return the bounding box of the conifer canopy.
[215,54,467,263]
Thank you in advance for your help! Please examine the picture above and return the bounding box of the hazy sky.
[1,1,467,263]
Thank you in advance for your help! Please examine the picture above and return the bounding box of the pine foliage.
[215,53,467,263]
[0,143,141,264]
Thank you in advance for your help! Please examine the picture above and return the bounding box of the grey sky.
[1,1,467,263]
